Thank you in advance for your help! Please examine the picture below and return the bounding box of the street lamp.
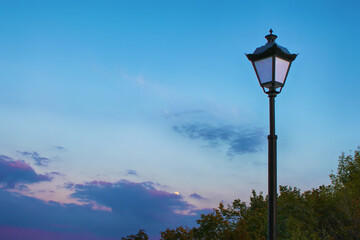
[246,30,297,240]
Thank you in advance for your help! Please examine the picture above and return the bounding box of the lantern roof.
[247,29,297,62]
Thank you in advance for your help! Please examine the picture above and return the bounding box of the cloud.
[126,169,138,176]
[71,180,194,224]
[0,226,117,240]
[0,189,121,238]
[17,151,51,166]
[49,171,62,176]
[173,123,264,156]
[55,146,66,151]
[0,179,203,239]
[0,155,52,188]
[189,193,206,200]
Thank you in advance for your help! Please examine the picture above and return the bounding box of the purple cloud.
[0,226,118,240]
[189,193,206,200]
[17,151,51,166]
[71,180,194,227]
[0,179,204,239]
[126,169,138,176]
[0,155,51,188]
[0,189,122,238]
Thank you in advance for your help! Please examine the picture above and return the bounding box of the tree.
[330,148,360,239]
[160,226,194,240]
[243,190,267,239]
[161,194,258,240]
[121,229,149,240]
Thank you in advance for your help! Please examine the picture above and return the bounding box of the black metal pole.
[268,92,277,240]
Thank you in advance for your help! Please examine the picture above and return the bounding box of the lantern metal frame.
[246,30,297,95]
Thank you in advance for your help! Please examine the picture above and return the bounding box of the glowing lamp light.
[246,29,297,94]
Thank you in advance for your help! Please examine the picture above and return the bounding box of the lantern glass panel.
[254,57,272,85]
[275,57,290,84]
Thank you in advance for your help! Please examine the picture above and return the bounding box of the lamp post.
[246,30,297,240]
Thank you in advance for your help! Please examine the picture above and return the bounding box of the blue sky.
[0,0,359,239]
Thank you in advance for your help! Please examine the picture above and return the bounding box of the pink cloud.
[0,155,52,188]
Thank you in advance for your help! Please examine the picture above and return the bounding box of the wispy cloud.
[0,155,52,189]
[17,151,51,166]
[55,146,66,151]
[173,123,265,156]
[163,110,207,119]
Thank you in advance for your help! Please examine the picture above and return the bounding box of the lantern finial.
[265,29,277,43]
